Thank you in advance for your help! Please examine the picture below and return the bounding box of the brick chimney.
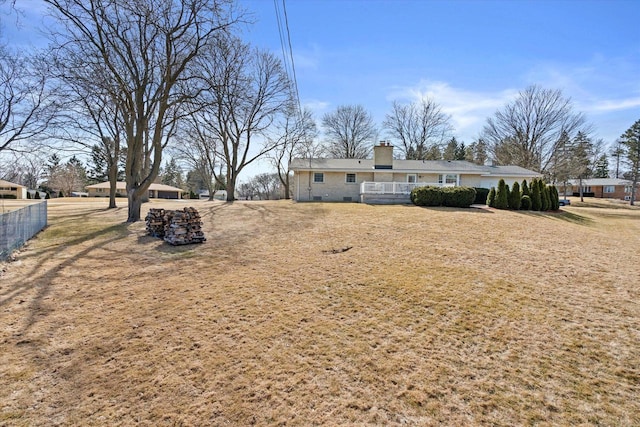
[373,141,393,169]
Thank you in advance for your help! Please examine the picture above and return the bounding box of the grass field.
[1,198,639,426]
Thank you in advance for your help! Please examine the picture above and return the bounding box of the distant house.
[289,143,540,203]
[0,179,27,199]
[559,178,640,201]
[86,181,183,199]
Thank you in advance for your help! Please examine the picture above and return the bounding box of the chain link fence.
[0,201,47,260]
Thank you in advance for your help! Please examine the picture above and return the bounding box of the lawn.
[1,198,639,426]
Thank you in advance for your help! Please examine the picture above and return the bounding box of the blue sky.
[242,0,640,146]
[2,0,639,178]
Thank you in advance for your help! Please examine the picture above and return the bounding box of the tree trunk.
[127,189,143,222]
[579,177,584,202]
[108,161,118,209]
[225,177,236,202]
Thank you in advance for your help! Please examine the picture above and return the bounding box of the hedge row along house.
[289,143,540,203]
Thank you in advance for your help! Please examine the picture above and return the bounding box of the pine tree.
[593,154,610,178]
[619,119,640,205]
[530,178,542,211]
[508,181,521,210]
[495,179,509,209]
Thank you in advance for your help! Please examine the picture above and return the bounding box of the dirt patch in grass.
[1,199,639,426]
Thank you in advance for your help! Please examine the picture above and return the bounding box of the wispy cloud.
[386,80,519,140]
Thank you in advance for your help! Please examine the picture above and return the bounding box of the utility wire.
[273,0,301,117]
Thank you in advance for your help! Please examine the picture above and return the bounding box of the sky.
[2,0,639,179]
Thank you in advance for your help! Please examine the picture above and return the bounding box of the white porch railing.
[360,181,455,195]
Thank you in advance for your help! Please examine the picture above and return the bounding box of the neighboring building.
[86,181,183,199]
[559,178,640,201]
[289,143,541,203]
[0,179,28,199]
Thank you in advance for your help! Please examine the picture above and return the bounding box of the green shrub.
[508,181,521,210]
[487,187,496,207]
[521,194,532,210]
[410,186,443,206]
[441,187,476,208]
[495,179,509,209]
[26,191,32,199]
[0,194,17,199]
[530,178,542,211]
[521,179,530,197]
[473,187,490,205]
[58,190,64,198]
[34,191,41,199]
[45,192,50,199]
[550,185,560,210]
[541,181,550,211]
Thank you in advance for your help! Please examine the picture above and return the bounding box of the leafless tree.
[383,98,452,160]
[482,85,588,172]
[45,0,242,221]
[268,106,318,199]
[322,104,376,159]
[187,35,292,202]
[0,44,52,154]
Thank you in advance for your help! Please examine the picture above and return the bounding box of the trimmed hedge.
[521,195,532,210]
[410,186,443,206]
[473,187,490,205]
[0,194,18,199]
[487,187,496,207]
[441,186,477,208]
[411,186,476,208]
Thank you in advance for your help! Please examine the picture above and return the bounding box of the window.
[407,174,417,183]
[313,173,324,183]
[438,174,458,185]
[345,173,356,183]
[581,186,592,193]
[625,186,633,193]
[604,186,615,193]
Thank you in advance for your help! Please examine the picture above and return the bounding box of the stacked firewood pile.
[145,207,206,245]
[145,208,166,238]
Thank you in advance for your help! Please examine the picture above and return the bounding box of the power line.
[273,0,301,116]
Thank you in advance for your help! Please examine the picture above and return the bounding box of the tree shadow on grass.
[518,210,594,226]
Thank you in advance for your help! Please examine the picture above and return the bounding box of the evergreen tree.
[495,179,509,209]
[487,187,496,207]
[455,141,467,160]
[442,137,459,160]
[550,185,560,210]
[619,119,640,205]
[593,154,610,178]
[530,178,542,210]
[508,181,521,210]
[541,182,550,211]
[34,191,41,199]
[521,179,530,197]
[572,132,594,202]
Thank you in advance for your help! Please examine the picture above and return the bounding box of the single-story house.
[0,179,28,199]
[558,178,640,201]
[289,142,541,203]
[86,181,183,199]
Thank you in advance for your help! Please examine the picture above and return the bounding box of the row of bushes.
[0,194,18,199]
[487,178,560,211]
[26,192,51,199]
[411,186,477,208]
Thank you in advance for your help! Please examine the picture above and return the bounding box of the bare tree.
[187,35,292,202]
[268,106,317,199]
[322,104,376,159]
[0,44,51,154]
[383,98,452,160]
[483,85,588,172]
[45,0,241,221]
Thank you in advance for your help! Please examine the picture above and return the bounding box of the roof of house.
[567,178,636,186]
[0,179,27,188]
[289,158,540,177]
[86,181,183,192]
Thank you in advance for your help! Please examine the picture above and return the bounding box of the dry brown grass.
[1,198,639,426]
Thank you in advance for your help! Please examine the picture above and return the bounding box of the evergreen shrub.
[495,179,509,209]
[521,195,532,210]
[487,187,496,207]
[508,181,521,210]
[410,186,443,206]
[441,187,476,208]
[473,187,490,205]
[531,179,542,211]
